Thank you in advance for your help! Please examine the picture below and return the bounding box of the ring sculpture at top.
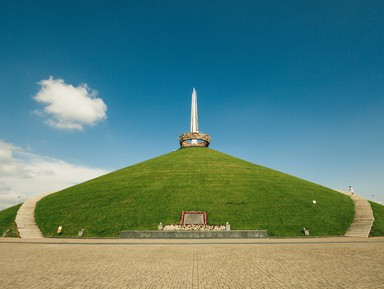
[179,132,211,148]
[179,88,211,148]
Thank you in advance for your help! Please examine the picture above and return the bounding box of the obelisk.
[190,88,198,144]
[179,88,211,148]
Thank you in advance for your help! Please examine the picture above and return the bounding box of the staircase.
[344,193,375,238]
[15,192,53,238]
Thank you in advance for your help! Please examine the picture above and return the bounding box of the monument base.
[120,230,268,239]
[181,141,209,148]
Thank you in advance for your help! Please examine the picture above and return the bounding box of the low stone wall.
[120,230,268,239]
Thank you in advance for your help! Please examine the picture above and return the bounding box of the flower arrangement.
[163,224,226,231]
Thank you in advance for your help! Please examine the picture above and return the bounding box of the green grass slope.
[369,201,384,237]
[0,204,21,237]
[35,148,354,237]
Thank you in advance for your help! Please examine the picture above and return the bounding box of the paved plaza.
[1,237,383,289]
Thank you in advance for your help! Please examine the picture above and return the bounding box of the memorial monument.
[179,88,211,148]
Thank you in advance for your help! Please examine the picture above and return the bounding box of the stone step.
[348,224,374,227]
[346,231,369,235]
[346,227,371,231]
[354,219,373,224]
[344,234,369,238]
[340,191,374,238]
[350,219,374,222]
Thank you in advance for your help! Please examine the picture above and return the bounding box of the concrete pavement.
[1,237,383,288]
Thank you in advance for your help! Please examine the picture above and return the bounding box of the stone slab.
[183,213,205,225]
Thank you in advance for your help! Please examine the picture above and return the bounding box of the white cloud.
[33,77,107,130]
[0,140,109,210]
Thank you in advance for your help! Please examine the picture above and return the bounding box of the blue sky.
[0,0,383,209]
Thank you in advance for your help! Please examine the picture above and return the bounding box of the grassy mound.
[0,204,21,237]
[35,148,354,237]
[369,201,384,237]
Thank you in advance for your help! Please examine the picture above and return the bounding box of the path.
[15,192,54,238]
[345,194,375,237]
[338,191,375,237]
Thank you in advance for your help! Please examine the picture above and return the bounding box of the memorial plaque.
[180,211,207,225]
[184,213,204,225]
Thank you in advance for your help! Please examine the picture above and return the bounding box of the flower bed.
[163,224,226,231]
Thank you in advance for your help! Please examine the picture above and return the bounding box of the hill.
[369,201,384,236]
[35,148,354,237]
[0,204,21,237]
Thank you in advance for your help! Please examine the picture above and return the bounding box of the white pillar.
[190,88,199,133]
[190,88,199,144]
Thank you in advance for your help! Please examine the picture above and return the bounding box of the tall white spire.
[190,87,199,133]
[179,88,210,148]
